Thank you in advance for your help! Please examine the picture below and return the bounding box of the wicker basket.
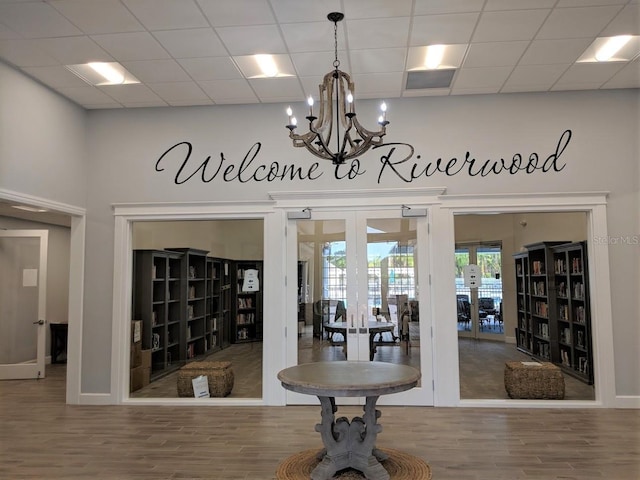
[177,361,234,397]
[504,361,565,399]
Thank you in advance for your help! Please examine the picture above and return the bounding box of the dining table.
[277,361,421,480]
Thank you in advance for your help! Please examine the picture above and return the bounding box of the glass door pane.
[0,231,47,380]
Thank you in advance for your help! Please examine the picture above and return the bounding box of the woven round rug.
[275,447,432,480]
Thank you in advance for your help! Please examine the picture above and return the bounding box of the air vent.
[406,69,456,89]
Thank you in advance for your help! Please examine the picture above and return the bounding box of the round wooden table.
[278,361,421,480]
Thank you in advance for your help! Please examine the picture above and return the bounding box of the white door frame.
[0,229,48,379]
[273,187,445,407]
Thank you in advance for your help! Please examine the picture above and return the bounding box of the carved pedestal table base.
[277,362,421,480]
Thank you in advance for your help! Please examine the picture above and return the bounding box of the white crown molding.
[0,188,86,216]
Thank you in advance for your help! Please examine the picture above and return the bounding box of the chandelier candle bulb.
[286,106,293,125]
[347,91,354,114]
[307,96,314,117]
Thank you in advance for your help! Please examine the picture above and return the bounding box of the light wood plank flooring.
[1,364,639,479]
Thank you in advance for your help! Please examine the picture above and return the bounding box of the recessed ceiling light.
[577,35,640,63]
[65,62,140,86]
[12,205,49,213]
[233,54,295,78]
[425,45,445,69]
[407,44,467,71]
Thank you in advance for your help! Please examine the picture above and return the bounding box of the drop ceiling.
[0,0,638,110]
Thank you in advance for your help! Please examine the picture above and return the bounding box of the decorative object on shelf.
[285,12,389,165]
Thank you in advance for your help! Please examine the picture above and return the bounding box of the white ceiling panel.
[346,17,411,50]
[122,0,209,31]
[343,0,414,19]
[410,13,480,46]
[0,1,636,109]
[197,0,276,27]
[472,9,550,42]
[215,24,287,56]
[0,1,82,38]
[350,48,407,74]
[50,0,144,35]
[519,38,593,65]
[463,41,530,68]
[121,59,191,83]
[34,36,113,65]
[153,28,228,59]
[536,6,624,40]
[177,57,243,81]
[91,32,171,61]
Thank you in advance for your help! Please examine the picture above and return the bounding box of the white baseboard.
[615,395,640,409]
[78,393,114,405]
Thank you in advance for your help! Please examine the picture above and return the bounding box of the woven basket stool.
[177,361,234,397]
[504,361,565,399]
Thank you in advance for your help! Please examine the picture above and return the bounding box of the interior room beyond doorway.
[455,212,595,401]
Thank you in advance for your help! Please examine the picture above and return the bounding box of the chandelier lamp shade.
[285,12,389,165]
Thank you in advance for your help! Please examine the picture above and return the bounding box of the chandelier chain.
[333,19,340,69]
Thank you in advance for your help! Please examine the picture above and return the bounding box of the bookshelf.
[168,248,210,361]
[232,261,263,343]
[220,259,232,348]
[133,249,184,380]
[552,241,593,384]
[513,242,567,361]
[206,257,223,355]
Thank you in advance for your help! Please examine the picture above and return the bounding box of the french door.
[455,243,503,340]
[286,208,433,406]
[0,230,48,379]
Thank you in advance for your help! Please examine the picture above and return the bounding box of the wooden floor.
[1,364,639,479]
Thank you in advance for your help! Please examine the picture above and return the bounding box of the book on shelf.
[554,258,566,274]
[532,260,544,274]
[571,257,582,274]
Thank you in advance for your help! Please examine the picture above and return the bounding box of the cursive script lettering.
[376,129,571,183]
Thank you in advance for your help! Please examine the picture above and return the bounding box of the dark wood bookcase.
[231,261,263,343]
[552,241,593,384]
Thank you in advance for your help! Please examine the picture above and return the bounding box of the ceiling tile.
[349,48,407,74]
[463,41,530,67]
[91,32,171,61]
[351,72,403,96]
[22,65,92,88]
[453,66,513,89]
[292,51,349,77]
[122,0,209,30]
[153,28,228,58]
[556,0,628,7]
[248,77,303,99]
[0,22,21,40]
[536,6,624,40]
[197,0,275,27]
[503,64,568,88]
[197,78,258,103]
[452,86,502,95]
[56,85,121,105]
[147,81,209,102]
[519,38,592,65]
[411,13,480,45]
[0,2,82,38]
[600,4,640,36]
[270,0,342,23]
[555,62,626,85]
[484,0,556,10]
[121,59,191,83]
[343,0,413,19]
[602,60,640,88]
[0,39,60,67]
[50,0,144,35]
[177,57,242,81]
[472,9,550,42]
[215,25,287,56]
[97,83,164,103]
[167,99,214,106]
[346,17,410,50]
[280,21,339,53]
[414,0,484,15]
[34,36,113,64]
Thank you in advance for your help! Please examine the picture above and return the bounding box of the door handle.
[33,319,45,325]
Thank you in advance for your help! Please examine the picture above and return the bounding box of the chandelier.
[285,12,389,165]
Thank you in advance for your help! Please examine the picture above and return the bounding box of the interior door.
[0,230,48,379]
[287,208,432,406]
[455,243,503,340]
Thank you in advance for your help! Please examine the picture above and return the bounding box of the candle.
[307,96,314,117]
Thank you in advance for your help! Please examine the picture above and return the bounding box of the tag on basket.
[192,375,210,398]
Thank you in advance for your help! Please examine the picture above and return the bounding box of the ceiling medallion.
[285,12,389,165]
